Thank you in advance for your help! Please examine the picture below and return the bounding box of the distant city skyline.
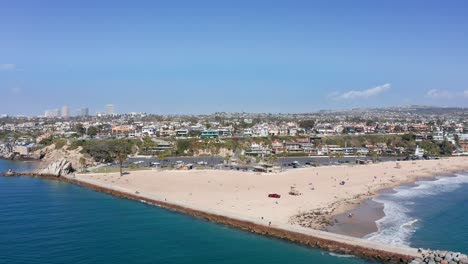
[41,104,113,118]
[1,1,468,116]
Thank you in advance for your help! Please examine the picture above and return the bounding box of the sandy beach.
[74,157,468,236]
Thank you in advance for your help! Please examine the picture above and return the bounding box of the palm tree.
[79,157,86,173]
[113,139,132,176]
[116,152,127,176]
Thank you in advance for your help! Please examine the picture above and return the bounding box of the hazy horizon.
[2,104,467,118]
[2,0,468,115]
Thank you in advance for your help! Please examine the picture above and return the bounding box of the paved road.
[277,156,400,167]
[100,155,402,171]
[106,156,225,169]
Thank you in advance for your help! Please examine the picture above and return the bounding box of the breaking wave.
[365,172,468,246]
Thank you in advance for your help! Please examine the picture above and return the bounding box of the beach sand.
[75,157,468,234]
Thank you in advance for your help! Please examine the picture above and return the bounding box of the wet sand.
[327,199,385,238]
[327,172,462,239]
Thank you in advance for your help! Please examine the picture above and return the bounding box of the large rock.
[1,152,16,160]
[39,159,74,176]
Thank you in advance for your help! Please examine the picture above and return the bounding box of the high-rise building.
[106,104,114,115]
[62,106,70,118]
[45,109,60,118]
[80,107,89,117]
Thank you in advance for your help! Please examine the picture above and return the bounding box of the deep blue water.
[0,160,373,264]
[366,172,468,253]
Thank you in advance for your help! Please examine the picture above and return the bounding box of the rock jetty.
[410,250,468,264]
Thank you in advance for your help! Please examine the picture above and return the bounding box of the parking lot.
[98,155,401,172]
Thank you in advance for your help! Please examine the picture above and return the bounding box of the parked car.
[268,193,281,198]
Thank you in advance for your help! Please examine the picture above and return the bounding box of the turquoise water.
[365,172,468,253]
[0,160,373,264]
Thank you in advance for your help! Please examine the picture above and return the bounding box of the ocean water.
[365,172,468,253]
[0,160,373,264]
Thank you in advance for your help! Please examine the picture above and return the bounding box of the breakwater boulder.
[3,169,15,176]
[411,250,468,264]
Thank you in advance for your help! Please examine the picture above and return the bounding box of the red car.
[268,193,281,198]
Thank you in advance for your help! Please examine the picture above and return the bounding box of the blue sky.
[1,0,468,116]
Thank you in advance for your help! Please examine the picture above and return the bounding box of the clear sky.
[1,0,468,116]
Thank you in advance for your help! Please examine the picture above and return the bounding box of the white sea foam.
[328,252,355,258]
[365,172,468,246]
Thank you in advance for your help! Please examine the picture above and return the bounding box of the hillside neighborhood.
[1,106,468,170]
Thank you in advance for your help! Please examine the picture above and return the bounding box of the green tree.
[158,150,171,161]
[112,139,133,176]
[439,140,455,156]
[365,120,376,126]
[402,133,414,142]
[74,123,86,135]
[176,139,193,155]
[268,154,278,164]
[393,125,404,133]
[87,126,98,138]
[420,141,440,157]
[189,130,201,138]
[299,120,316,130]
[141,136,157,155]
[214,115,224,124]
[84,140,113,162]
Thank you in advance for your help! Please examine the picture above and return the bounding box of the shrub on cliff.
[53,139,67,149]
[81,139,136,163]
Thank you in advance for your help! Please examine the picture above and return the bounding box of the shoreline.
[3,157,468,263]
[327,170,467,240]
[327,198,385,238]
[292,159,468,233]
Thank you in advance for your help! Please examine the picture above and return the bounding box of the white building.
[432,130,444,142]
[106,104,114,115]
[414,145,425,158]
[142,126,156,136]
[45,109,60,118]
[61,106,70,118]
